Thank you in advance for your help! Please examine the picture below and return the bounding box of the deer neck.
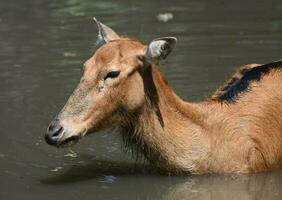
[121,65,212,174]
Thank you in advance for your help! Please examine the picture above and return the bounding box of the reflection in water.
[0,0,282,199]
[40,157,152,185]
[163,172,282,200]
[41,157,282,200]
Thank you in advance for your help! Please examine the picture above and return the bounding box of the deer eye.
[104,71,120,80]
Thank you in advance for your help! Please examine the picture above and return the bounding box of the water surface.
[0,0,282,199]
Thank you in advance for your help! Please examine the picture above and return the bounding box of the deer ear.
[93,17,120,45]
[145,37,177,64]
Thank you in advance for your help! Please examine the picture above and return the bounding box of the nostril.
[46,117,65,146]
[45,123,63,146]
[52,126,63,137]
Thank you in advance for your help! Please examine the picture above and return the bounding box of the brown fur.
[53,38,282,174]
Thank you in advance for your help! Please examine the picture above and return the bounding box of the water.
[0,0,282,199]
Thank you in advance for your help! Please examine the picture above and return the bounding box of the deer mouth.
[54,127,87,147]
[57,135,80,147]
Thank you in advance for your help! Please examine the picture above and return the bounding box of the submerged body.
[45,19,282,174]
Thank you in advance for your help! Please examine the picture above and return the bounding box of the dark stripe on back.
[215,60,282,102]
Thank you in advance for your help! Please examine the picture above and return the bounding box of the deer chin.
[56,128,87,148]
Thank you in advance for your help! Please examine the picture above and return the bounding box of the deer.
[45,18,282,174]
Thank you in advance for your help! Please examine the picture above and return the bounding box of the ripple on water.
[51,166,63,172]
[98,175,117,184]
[64,152,78,158]
[64,149,78,158]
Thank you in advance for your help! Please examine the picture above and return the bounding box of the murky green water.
[0,0,282,199]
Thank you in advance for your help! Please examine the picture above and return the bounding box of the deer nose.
[45,119,64,145]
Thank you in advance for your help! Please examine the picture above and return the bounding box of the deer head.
[45,18,177,147]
